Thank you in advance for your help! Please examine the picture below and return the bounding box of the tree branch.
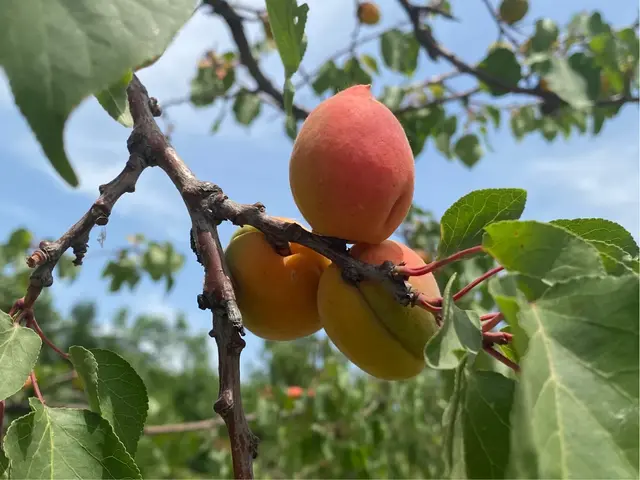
[398,0,639,110]
[126,75,259,478]
[205,0,309,120]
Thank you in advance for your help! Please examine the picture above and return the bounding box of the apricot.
[224,220,330,341]
[498,0,528,25]
[357,2,381,25]
[289,84,415,244]
[317,240,441,380]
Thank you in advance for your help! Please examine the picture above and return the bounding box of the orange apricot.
[357,2,381,25]
[289,84,415,244]
[317,240,441,380]
[225,220,330,341]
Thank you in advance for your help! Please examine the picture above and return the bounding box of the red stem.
[481,312,504,332]
[482,331,512,344]
[25,313,69,360]
[453,266,504,301]
[483,346,520,372]
[396,245,485,277]
[30,371,45,404]
[416,292,443,313]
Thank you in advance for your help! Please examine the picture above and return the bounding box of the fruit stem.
[481,312,504,332]
[483,345,520,372]
[395,245,485,277]
[30,370,46,405]
[415,292,443,313]
[482,330,513,344]
[453,266,504,301]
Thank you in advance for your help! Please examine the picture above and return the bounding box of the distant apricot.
[357,2,381,25]
[286,386,305,398]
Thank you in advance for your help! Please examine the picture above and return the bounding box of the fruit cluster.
[225,85,440,381]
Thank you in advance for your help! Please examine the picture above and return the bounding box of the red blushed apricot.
[289,84,415,244]
[225,220,330,341]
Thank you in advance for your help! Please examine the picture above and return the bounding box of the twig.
[206,0,309,120]
[206,198,419,308]
[145,418,223,435]
[481,312,504,332]
[30,371,45,405]
[294,19,412,89]
[126,75,259,478]
[483,345,520,372]
[395,245,485,277]
[453,266,504,301]
[480,0,521,48]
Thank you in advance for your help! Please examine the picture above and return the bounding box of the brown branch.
[24,149,147,305]
[126,75,258,478]
[398,0,639,110]
[205,197,420,308]
[205,0,309,120]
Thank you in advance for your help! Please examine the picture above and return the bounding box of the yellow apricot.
[317,240,441,380]
[289,84,415,244]
[225,219,330,341]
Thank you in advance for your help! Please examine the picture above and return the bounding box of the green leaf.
[477,47,522,96]
[378,86,405,110]
[485,105,501,128]
[488,274,542,360]
[190,64,235,107]
[265,0,308,76]
[232,89,262,125]
[311,60,343,94]
[508,274,639,479]
[509,106,537,140]
[380,29,420,75]
[462,371,515,479]
[0,0,195,187]
[438,188,527,258]
[550,218,639,257]
[265,0,308,116]
[4,228,33,260]
[0,447,8,479]
[483,220,606,282]
[344,57,372,87]
[56,254,80,282]
[425,274,482,369]
[590,240,639,275]
[4,399,142,479]
[102,255,141,292]
[360,54,379,74]
[542,57,593,109]
[530,18,559,53]
[441,362,468,478]
[453,134,483,167]
[568,52,601,101]
[0,311,42,401]
[95,69,134,127]
[69,347,149,457]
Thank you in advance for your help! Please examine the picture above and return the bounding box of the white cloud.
[527,140,639,235]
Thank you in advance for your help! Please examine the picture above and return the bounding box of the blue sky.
[0,0,638,372]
